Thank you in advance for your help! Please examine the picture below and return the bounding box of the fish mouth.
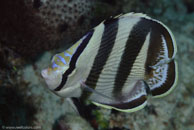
[41,69,61,91]
[41,69,48,79]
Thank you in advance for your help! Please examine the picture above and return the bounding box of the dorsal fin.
[143,18,178,97]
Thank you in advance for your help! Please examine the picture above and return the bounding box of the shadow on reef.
[0,85,37,126]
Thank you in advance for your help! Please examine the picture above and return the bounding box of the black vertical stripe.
[145,19,174,73]
[113,18,151,97]
[80,18,119,100]
[54,30,94,91]
[144,19,177,96]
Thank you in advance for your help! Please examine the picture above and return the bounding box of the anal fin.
[91,80,149,113]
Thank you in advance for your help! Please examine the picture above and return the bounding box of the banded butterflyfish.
[41,13,178,113]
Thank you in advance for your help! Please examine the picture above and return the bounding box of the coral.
[0,0,93,59]
[0,0,128,60]
[31,0,92,29]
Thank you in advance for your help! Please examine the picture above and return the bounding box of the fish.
[41,12,178,112]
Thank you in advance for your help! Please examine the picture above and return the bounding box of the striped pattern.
[81,16,151,109]
[80,17,119,100]
[41,13,178,112]
[87,16,148,105]
[80,14,177,111]
[113,18,151,97]
[54,30,94,91]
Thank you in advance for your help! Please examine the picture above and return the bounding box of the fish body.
[41,13,178,112]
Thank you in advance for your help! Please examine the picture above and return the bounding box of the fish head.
[41,64,69,91]
[41,53,82,98]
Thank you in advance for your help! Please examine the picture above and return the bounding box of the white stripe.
[57,23,105,97]
[122,32,151,96]
[91,16,141,104]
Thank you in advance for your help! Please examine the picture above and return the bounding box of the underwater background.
[0,0,194,130]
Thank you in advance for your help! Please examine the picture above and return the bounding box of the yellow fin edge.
[92,100,147,113]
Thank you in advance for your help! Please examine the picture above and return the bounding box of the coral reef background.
[0,0,194,130]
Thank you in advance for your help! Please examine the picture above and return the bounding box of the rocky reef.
[0,0,194,130]
[0,0,93,59]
